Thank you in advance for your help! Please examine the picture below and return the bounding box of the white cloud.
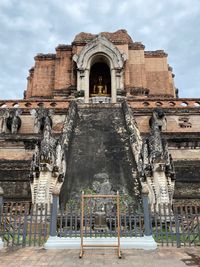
[0,0,199,99]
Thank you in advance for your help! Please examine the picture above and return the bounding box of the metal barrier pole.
[142,186,152,236]
[117,191,121,258]
[79,191,84,258]
[50,190,59,237]
[174,206,181,248]
[0,187,4,249]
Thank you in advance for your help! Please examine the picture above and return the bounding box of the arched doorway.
[73,35,127,103]
[89,62,111,97]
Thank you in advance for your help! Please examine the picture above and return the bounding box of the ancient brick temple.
[0,29,200,212]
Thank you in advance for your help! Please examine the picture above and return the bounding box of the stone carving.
[0,109,22,133]
[30,108,61,208]
[61,101,78,148]
[122,101,143,164]
[0,109,9,133]
[149,108,167,131]
[29,101,78,210]
[73,34,127,70]
[139,109,175,213]
[178,117,192,128]
[30,108,53,133]
[40,116,56,164]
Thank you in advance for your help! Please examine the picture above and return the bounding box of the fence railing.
[150,203,200,247]
[0,202,50,247]
[57,208,145,238]
[0,191,199,248]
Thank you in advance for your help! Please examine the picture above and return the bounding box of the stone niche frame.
[73,35,127,103]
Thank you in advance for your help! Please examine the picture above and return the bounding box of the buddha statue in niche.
[93,76,107,95]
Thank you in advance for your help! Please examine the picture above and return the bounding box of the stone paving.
[0,246,199,267]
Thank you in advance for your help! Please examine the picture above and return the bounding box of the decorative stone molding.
[178,117,192,128]
[73,35,127,70]
[148,94,174,98]
[56,44,72,51]
[34,53,56,60]
[144,50,168,58]
[72,29,133,45]
[129,42,145,50]
[129,87,149,96]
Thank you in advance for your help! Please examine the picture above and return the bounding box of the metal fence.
[0,192,199,248]
[150,204,200,247]
[57,205,145,238]
[0,202,50,247]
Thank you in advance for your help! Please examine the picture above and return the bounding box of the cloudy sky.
[0,0,199,99]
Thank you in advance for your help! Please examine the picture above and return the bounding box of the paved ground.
[0,246,199,267]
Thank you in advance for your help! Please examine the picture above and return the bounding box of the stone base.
[0,238,4,249]
[44,236,157,250]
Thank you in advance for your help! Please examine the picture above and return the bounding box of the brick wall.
[54,48,72,90]
[25,31,176,98]
[27,55,56,98]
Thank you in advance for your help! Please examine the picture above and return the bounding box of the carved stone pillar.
[77,71,81,91]
[84,69,89,103]
[111,69,117,103]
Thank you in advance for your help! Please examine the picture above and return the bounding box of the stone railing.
[127,98,200,109]
[0,100,70,109]
[0,98,200,109]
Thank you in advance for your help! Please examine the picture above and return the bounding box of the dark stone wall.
[60,107,140,205]
[0,160,31,200]
[174,160,200,203]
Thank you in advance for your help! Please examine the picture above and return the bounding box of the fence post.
[142,185,152,236]
[174,208,181,248]
[0,187,4,249]
[50,189,59,237]
[22,203,28,247]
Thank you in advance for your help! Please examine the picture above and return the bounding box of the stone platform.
[44,236,157,250]
[0,247,200,267]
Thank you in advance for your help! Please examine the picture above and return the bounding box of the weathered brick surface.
[135,114,200,133]
[146,71,171,95]
[73,29,133,44]
[0,148,33,160]
[25,30,175,98]
[170,149,200,160]
[52,114,66,133]
[54,50,72,90]
[18,115,35,133]
[0,160,31,200]
[32,57,55,97]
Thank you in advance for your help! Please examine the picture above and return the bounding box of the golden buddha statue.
[93,76,107,95]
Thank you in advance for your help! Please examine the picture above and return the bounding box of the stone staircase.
[35,172,49,204]
[153,171,170,208]
[60,104,140,206]
[32,171,58,206]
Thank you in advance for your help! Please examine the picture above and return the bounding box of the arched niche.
[89,56,111,97]
[73,35,127,103]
